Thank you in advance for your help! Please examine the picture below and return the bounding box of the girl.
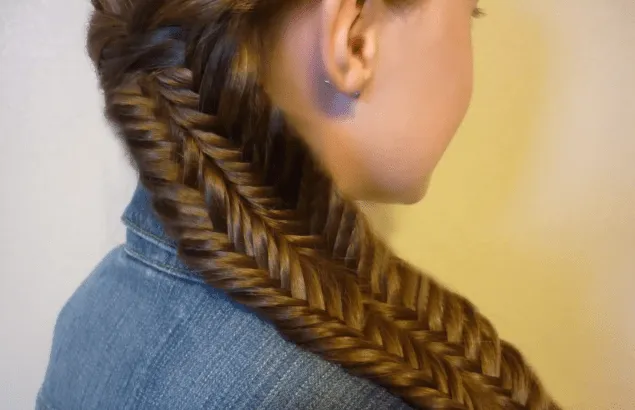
[38,0,559,409]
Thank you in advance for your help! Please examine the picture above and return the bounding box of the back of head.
[87,0,561,408]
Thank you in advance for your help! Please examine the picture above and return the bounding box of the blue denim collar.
[121,184,204,284]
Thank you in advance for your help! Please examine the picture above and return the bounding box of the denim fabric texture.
[37,185,412,410]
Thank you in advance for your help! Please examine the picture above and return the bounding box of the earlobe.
[321,0,377,98]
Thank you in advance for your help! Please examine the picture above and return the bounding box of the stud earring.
[324,79,361,99]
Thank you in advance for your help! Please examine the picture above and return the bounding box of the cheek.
[404,18,474,166]
[356,12,474,198]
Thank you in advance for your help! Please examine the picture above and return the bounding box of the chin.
[389,176,431,205]
[393,182,429,205]
[342,178,430,205]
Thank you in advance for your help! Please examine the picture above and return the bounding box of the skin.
[264,0,478,204]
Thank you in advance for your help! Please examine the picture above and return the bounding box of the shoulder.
[38,246,410,410]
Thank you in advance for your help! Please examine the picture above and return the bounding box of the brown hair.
[88,0,561,408]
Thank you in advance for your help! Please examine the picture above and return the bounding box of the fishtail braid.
[87,1,561,409]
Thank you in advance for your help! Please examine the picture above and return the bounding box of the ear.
[321,0,379,97]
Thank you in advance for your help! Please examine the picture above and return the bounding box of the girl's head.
[92,0,477,204]
[88,1,558,408]
[263,0,476,203]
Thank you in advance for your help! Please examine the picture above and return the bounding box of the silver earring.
[324,79,361,99]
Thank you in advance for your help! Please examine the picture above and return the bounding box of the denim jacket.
[37,185,411,410]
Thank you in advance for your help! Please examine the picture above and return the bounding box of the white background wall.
[0,1,633,410]
[1,1,135,409]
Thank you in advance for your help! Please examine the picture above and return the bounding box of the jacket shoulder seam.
[122,245,206,286]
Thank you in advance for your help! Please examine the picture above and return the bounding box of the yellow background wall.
[366,1,635,408]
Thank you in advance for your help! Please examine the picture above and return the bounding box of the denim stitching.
[122,216,177,254]
[123,246,205,285]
